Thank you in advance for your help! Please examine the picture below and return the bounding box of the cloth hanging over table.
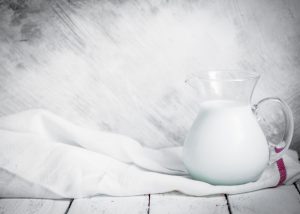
[0,109,300,199]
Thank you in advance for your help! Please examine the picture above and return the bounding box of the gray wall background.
[0,0,300,152]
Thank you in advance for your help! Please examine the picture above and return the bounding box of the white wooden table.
[1,184,300,214]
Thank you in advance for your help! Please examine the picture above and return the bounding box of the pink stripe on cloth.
[275,147,287,186]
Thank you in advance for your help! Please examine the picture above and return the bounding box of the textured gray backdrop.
[0,0,300,152]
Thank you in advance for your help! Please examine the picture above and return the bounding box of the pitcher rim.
[192,70,260,82]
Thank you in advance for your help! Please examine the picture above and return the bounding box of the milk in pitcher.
[183,100,270,185]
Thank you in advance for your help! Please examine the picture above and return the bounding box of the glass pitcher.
[183,71,294,185]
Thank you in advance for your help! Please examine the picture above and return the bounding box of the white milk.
[183,100,269,185]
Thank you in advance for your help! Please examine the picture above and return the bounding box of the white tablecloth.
[0,110,299,198]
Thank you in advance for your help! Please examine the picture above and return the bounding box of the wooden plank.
[228,185,300,214]
[0,198,71,214]
[150,192,229,214]
[68,195,149,214]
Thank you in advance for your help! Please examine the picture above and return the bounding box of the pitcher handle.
[252,97,294,164]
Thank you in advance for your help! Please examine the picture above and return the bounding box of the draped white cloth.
[0,110,299,198]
